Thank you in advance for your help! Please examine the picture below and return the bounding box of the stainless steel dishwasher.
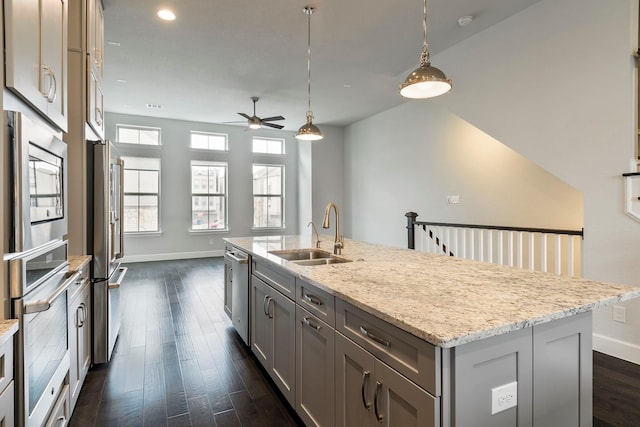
[224,249,250,345]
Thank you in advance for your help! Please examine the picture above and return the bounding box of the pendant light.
[295,6,323,141]
[399,0,452,99]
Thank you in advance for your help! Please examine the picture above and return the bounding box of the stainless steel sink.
[268,248,333,261]
[293,257,352,266]
[268,248,352,266]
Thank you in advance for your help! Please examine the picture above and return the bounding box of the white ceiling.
[103,0,542,131]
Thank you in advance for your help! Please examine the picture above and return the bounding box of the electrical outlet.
[447,195,460,204]
[491,381,517,415]
[613,305,626,323]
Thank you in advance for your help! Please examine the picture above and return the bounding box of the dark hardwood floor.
[69,257,303,427]
[69,258,640,427]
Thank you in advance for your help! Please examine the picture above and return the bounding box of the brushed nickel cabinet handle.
[374,381,384,422]
[302,317,321,331]
[303,293,323,306]
[361,370,371,409]
[359,326,391,348]
[263,295,270,316]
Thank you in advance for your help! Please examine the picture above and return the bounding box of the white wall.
[311,126,345,236]
[105,112,300,261]
[345,0,640,362]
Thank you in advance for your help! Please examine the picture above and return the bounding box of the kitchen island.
[224,235,640,427]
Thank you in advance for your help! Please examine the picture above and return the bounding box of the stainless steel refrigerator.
[87,140,127,364]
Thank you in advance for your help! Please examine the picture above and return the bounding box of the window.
[253,164,284,228]
[117,125,161,146]
[191,161,227,230]
[252,137,285,155]
[190,131,228,151]
[123,157,160,232]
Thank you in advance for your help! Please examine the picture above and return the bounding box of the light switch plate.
[491,381,517,415]
[447,195,460,204]
[613,305,626,323]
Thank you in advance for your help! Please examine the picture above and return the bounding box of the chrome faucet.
[307,221,321,248]
[322,202,344,255]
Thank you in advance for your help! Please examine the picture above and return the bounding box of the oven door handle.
[24,272,79,314]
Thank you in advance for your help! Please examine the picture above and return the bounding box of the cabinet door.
[270,287,296,406]
[4,0,46,112]
[68,294,81,410]
[224,260,232,320]
[335,333,375,427]
[296,307,335,427]
[251,276,271,367]
[79,284,92,384]
[374,360,439,427]
[41,0,68,131]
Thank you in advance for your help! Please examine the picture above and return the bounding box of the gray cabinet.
[295,306,335,427]
[68,262,92,413]
[335,332,438,427]
[251,275,296,406]
[86,0,104,137]
[5,0,68,131]
[224,255,232,320]
[0,336,15,427]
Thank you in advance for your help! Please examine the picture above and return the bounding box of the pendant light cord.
[306,8,313,119]
[420,0,430,67]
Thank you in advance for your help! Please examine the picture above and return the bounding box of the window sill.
[124,231,163,237]
[189,228,230,235]
[251,227,287,232]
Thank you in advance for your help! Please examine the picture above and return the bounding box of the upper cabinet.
[87,0,105,138]
[5,0,68,132]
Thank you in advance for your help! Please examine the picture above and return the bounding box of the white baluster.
[541,233,548,273]
[528,233,535,270]
[555,235,562,275]
[508,231,514,267]
[517,232,523,268]
[568,235,575,277]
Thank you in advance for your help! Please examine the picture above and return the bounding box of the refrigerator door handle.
[108,267,127,289]
[115,157,125,260]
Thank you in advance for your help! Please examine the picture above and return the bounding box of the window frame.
[190,160,229,232]
[252,136,286,155]
[122,156,162,234]
[116,124,162,146]
[190,131,229,151]
[252,163,285,230]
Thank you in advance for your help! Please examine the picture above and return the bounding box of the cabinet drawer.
[336,299,440,396]
[45,384,70,427]
[296,278,335,327]
[0,338,13,395]
[253,259,295,300]
[68,262,90,302]
[0,381,14,427]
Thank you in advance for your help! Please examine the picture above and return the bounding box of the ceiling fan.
[231,96,285,130]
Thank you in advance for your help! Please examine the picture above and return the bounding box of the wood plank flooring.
[69,258,303,427]
[69,258,640,427]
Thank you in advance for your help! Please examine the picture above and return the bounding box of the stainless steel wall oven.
[8,240,79,427]
[7,111,68,253]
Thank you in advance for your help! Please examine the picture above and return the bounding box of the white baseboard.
[121,250,224,263]
[593,333,640,365]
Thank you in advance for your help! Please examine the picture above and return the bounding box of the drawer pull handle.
[374,381,384,422]
[302,317,321,331]
[303,293,324,306]
[361,370,371,409]
[360,326,391,348]
[263,295,273,318]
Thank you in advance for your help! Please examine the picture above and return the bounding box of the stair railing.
[405,212,584,277]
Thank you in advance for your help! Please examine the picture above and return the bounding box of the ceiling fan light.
[295,119,323,141]
[400,63,452,99]
[248,117,261,129]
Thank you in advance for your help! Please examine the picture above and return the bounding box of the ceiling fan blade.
[262,122,284,130]
[260,116,285,122]
[238,112,251,119]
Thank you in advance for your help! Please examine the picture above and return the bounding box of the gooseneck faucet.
[322,202,344,255]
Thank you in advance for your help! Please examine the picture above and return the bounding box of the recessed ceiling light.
[107,40,121,47]
[116,79,127,83]
[146,103,162,109]
[343,84,352,88]
[157,9,176,21]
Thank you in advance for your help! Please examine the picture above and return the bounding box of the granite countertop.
[0,320,19,346]
[68,255,92,272]
[225,235,640,348]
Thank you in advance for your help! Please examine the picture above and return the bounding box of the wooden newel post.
[405,212,418,249]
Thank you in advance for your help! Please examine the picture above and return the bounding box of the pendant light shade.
[296,6,323,141]
[400,0,451,99]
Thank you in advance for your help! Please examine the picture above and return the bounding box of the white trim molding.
[121,250,224,263]
[593,333,640,365]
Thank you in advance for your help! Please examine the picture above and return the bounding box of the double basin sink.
[268,248,352,266]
